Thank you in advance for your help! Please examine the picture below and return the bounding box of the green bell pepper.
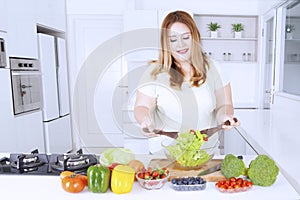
[87,164,110,193]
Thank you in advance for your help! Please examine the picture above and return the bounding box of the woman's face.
[168,22,192,63]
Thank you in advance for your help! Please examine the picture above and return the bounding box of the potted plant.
[207,22,221,38]
[285,24,295,39]
[232,23,245,38]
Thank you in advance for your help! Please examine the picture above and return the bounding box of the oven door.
[11,72,42,115]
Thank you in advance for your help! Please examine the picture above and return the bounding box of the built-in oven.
[0,38,6,67]
[10,58,42,115]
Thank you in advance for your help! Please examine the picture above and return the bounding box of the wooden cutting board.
[148,159,225,182]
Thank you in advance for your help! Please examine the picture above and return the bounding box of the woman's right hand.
[140,117,159,138]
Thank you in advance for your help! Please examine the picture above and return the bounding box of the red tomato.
[152,170,159,178]
[108,163,120,171]
[144,172,151,179]
[230,177,236,182]
[61,174,85,193]
[216,182,222,188]
[246,181,253,187]
[216,178,252,193]
[230,181,236,187]
[60,171,75,180]
[77,174,88,186]
[160,174,167,179]
[234,184,240,189]
[236,178,243,185]
[225,180,230,185]
[137,172,144,179]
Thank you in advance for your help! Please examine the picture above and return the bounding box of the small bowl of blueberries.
[170,176,207,191]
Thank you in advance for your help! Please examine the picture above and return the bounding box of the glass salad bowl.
[161,130,220,170]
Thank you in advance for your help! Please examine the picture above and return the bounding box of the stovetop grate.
[0,149,99,176]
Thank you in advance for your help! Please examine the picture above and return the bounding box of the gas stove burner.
[0,149,98,176]
[10,154,46,171]
[19,154,39,164]
[57,154,90,167]
[50,153,98,172]
[21,166,39,172]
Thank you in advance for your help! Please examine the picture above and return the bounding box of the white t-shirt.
[137,59,229,132]
[136,59,229,153]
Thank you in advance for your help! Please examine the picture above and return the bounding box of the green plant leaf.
[231,23,244,32]
[286,24,295,33]
[207,22,221,31]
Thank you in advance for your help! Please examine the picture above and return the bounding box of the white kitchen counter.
[1,109,300,199]
[0,154,299,200]
[235,109,300,195]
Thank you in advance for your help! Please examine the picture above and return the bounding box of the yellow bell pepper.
[111,165,135,194]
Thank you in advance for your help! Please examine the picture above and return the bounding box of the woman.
[134,11,239,151]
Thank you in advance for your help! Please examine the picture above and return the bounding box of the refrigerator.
[38,33,72,153]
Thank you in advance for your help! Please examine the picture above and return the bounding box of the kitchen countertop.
[0,154,299,200]
[234,109,300,195]
[1,109,300,199]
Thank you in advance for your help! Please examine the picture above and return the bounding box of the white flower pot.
[210,31,218,38]
[234,31,242,39]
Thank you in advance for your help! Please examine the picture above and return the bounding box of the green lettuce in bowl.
[162,130,219,169]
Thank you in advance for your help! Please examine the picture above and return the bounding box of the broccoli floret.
[247,154,279,186]
[221,154,247,179]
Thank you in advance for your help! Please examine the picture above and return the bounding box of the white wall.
[66,0,282,15]
[65,0,285,152]
[134,0,282,15]
[66,0,133,14]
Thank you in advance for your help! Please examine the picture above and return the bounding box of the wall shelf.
[194,14,259,62]
[285,38,300,41]
[202,37,258,41]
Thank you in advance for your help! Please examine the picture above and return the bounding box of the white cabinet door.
[122,11,161,153]
[34,0,66,32]
[0,33,45,153]
[7,0,38,58]
[0,70,45,153]
[68,15,124,153]
[44,115,72,153]
[224,128,257,155]
[0,68,15,152]
[0,0,8,32]
[124,10,158,31]
[38,33,59,121]
[14,111,45,153]
[261,9,277,108]
[56,37,70,116]
[221,62,259,108]
[123,10,159,61]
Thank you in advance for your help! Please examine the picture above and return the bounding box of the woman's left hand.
[220,115,240,130]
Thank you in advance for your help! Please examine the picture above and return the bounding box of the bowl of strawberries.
[136,167,170,190]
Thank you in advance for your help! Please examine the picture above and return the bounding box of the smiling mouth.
[176,48,189,54]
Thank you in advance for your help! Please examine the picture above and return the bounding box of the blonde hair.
[150,10,209,89]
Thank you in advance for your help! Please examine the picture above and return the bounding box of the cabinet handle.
[265,89,271,93]
[21,84,32,89]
